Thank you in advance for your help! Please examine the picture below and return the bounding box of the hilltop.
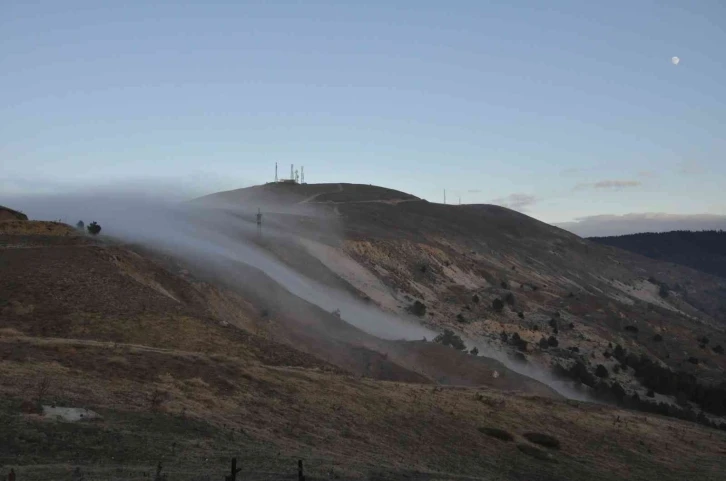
[0,205,28,221]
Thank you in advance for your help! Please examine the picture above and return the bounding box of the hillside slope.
[589,230,726,279]
[2,215,726,480]
[198,182,726,425]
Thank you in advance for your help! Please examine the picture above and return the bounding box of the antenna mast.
[444,189,446,205]
[301,166,305,184]
[290,164,294,182]
[275,162,278,182]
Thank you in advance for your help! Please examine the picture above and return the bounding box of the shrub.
[504,292,515,306]
[647,389,655,398]
[433,329,466,351]
[687,357,699,365]
[472,294,480,304]
[624,325,639,333]
[522,432,561,449]
[547,336,558,347]
[659,284,670,298]
[87,221,101,235]
[613,364,621,374]
[409,300,426,317]
[456,313,467,323]
[548,318,558,329]
[501,281,509,289]
[492,298,504,312]
[595,364,609,378]
[470,347,479,356]
[478,427,513,441]
[714,345,724,354]
[653,334,663,342]
[539,337,549,349]
[76,220,85,231]
[518,312,524,319]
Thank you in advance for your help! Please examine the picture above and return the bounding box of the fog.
[2,184,594,402]
[3,187,432,341]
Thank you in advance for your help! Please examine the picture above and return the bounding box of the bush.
[714,345,724,354]
[659,284,670,298]
[595,364,609,378]
[647,389,655,398]
[539,337,549,349]
[624,325,639,333]
[409,301,426,317]
[501,281,509,289]
[547,336,558,347]
[472,294,480,304]
[76,220,85,231]
[478,427,513,441]
[456,313,467,323]
[470,347,479,356]
[522,432,561,449]
[518,312,524,319]
[653,334,663,342]
[87,221,101,235]
[687,357,699,365]
[492,298,504,312]
[504,292,515,306]
[433,329,466,351]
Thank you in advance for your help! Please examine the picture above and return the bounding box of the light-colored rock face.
[43,406,101,422]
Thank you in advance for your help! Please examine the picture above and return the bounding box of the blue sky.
[2,0,725,225]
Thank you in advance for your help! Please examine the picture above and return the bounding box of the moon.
[671,56,680,65]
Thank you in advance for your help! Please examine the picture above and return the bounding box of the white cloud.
[575,179,641,190]
[555,213,726,237]
[491,193,538,211]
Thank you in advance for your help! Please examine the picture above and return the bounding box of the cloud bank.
[555,213,726,237]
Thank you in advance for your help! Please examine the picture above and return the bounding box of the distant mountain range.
[589,230,726,279]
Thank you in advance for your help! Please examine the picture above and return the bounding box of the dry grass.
[1,336,725,481]
[0,220,77,236]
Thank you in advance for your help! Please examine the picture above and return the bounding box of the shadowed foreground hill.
[3,211,726,479]
[589,230,726,279]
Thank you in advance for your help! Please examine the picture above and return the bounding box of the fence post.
[225,457,241,481]
[298,459,305,481]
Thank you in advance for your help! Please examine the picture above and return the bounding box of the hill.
[0,205,28,221]
[589,230,726,279]
[2,194,726,480]
[199,183,726,424]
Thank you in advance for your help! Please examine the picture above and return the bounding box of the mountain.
[2,186,726,480]
[589,230,726,279]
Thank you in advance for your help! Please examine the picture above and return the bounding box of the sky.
[1,0,725,232]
